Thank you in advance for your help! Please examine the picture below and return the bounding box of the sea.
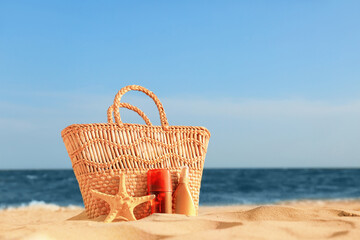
[0,169,359,209]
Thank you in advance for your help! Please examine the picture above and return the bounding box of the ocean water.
[0,169,359,208]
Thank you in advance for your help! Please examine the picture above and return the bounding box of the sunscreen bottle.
[173,166,196,216]
[147,169,172,214]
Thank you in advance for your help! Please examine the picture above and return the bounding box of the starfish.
[91,174,155,222]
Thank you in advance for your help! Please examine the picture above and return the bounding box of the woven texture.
[61,85,210,219]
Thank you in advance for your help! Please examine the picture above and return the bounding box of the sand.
[1,200,360,240]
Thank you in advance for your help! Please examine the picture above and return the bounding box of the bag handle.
[113,85,169,130]
[107,103,153,126]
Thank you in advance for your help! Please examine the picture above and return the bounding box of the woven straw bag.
[61,85,211,219]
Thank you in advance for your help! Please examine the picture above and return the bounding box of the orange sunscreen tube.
[173,166,196,216]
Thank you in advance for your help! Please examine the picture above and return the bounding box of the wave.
[277,197,360,204]
[0,200,83,210]
[26,175,38,180]
[198,197,360,206]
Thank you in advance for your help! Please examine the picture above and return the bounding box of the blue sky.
[1,1,360,169]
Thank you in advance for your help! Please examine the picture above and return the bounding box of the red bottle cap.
[147,169,172,192]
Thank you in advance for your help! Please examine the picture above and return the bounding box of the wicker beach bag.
[61,85,211,219]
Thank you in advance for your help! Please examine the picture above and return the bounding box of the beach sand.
[1,200,360,240]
